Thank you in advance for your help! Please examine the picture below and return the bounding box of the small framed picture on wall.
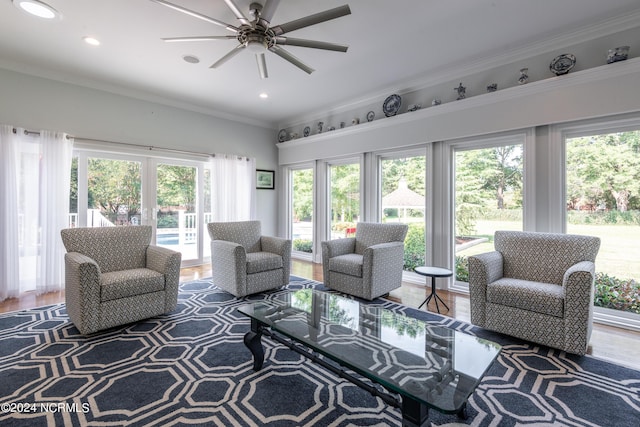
[256,169,275,190]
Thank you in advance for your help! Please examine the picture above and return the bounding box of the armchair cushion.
[209,220,262,253]
[495,231,600,285]
[246,252,283,274]
[487,278,564,318]
[329,254,364,277]
[355,222,409,255]
[101,268,165,302]
[61,226,150,273]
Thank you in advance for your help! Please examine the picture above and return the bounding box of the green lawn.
[457,220,640,281]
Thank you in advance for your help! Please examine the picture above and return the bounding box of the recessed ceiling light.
[182,55,200,64]
[259,92,269,99]
[83,36,101,46]
[13,0,61,20]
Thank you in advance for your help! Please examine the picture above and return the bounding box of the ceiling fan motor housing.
[238,26,275,51]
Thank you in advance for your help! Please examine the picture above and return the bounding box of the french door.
[73,152,210,266]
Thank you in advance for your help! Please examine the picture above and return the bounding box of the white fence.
[64,211,212,252]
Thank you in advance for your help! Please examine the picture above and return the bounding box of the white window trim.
[550,112,640,331]
[442,129,534,293]
[371,146,432,285]
[282,162,316,262]
[325,155,365,232]
[74,148,211,267]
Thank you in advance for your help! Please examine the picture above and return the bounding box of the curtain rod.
[12,127,250,160]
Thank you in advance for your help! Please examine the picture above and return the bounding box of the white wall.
[0,68,280,235]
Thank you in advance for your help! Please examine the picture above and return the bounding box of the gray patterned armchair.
[61,226,182,335]
[468,230,600,355]
[208,221,292,297]
[321,222,408,300]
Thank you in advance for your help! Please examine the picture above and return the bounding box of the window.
[290,167,314,256]
[156,162,198,262]
[74,150,213,267]
[328,161,361,239]
[379,153,427,271]
[453,139,524,283]
[565,129,640,319]
[87,157,142,226]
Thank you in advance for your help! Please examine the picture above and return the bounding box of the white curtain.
[38,130,73,293]
[0,126,20,300]
[0,126,73,300]
[210,154,256,221]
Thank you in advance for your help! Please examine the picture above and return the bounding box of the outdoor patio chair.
[468,230,600,355]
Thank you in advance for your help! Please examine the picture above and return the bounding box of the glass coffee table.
[238,289,501,427]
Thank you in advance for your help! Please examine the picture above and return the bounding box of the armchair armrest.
[321,237,356,287]
[321,237,356,258]
[468,251,504,327]
[64,252,101,334]
[212,240,247,294]
[562,260,596,354]
[261,236,291,256]
[146,245,182,312]
[469,251,504,285]
[261,236,292,283]
[363,242,405,299]
[563,261,596,315]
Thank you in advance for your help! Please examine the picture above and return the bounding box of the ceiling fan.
[150,0,351,78]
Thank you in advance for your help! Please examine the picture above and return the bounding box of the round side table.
[414,266,453,313]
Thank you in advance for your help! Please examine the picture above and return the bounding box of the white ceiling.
[1,0,640,128]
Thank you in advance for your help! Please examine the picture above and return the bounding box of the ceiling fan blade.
[223,0,251,26]
[162,36,237,42]
[269,46,315,74]
[258,0,281,26]
[270,5,351,36]
[256,53,268,79]
[275,37,348,52]
[210,44,245,68]
[150,0,238,32]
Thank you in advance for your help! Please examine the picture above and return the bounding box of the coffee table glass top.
[238,289,501,413]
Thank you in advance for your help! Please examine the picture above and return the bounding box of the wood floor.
[2,259,638,370]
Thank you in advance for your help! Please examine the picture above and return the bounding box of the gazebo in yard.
[382,178,425,221]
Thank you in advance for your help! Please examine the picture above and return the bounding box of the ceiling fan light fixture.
[246,39,267,53]
[13,0,61,20]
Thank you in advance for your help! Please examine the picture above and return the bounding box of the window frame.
[551,113,640,331]
[443,129,534,293]
[284,162,317,261]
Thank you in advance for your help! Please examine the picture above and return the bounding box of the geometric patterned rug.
[1,277,639,427]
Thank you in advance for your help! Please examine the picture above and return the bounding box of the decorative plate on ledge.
[383,94,402,117]
[550,53,576,75]
[278,129,287,142]
[303,126,310,137]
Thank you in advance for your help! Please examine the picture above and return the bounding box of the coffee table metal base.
[244,318,466,426]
